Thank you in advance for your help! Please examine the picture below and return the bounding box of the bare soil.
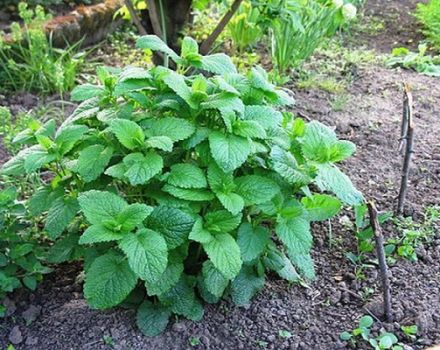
[1,0,439,349]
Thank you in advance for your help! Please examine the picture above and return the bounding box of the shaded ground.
[1,0,440,349]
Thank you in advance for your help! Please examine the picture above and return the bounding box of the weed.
[102,335,115,347]
[331,94,350,112]
[189,336,201,346]
[278,329,292,338]
[386,44,440,77]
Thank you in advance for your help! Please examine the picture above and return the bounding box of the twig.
[124,0,148,35]
[200,0,244,55]
[397,83,415,215]
[367,201,393,322]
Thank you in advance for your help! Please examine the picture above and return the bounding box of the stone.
[9,326,23,345]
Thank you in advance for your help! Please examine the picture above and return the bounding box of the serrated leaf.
[109,119,145,150]
[84,251,138,309]
[70,84,104,101]
[270,146,311,186]
[136,35,181,63]
[188,217,212,244]
[79,224,124,244]
[230,266,265,306]
[301,194,342,221]
[145,117,195,142]
[201,53,237,75]
[137,300,171,337]
[162,70,195,107]
[237,223,270,262]
[123,152,163,185]
[55,125,89,155]
[47,232,80,264]
[119,229,168,283]
[24,146,56,173]
[181,37,199,58]
[28,186,63,216]
[117,203,153,231]
[315,163,364,206]
[167,163,207,189]
[45,197,79,239]
[104,163,126,179]
[233,120,267,139]
[145,135,173,152]
[78,190,128,225]
[205,210,241,233]
[216,192,244,215]
[244,105,282,129]
[202,261,229,297]
[235,175,280,205]
[77,145,113,182]
[147,206,194,249]
[146,262,184,296]
[209,131,251,172]
[162,184,215,201]
[204,233,242,279]
[1,145,41,175]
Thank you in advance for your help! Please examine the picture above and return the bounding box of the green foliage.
[0,3,84,95]
[415,0,440,50]
[227,1,263,52]
[341,316,407,350]
[1,36,362,335]
[0,185,51,305]
[386,45,440,77]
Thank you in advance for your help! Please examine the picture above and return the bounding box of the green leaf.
[119,229,168,283]
[270,146,311,186]
[145,135,173,152]
[244,105,282,129]
[202,261,229,297]
[230,266,265,306]
[137,300,171,337]
[167,163,207,189]
[301,194,342,221]
[24,146,56,173]
[47,232,80,263]
[205,210,241,233]
[145,117,195,142]
[189,218,213,244]
[147,206,195,249]
[70,84,104,101]
[315,163,364,206]
[84,251,138,309]
[109,119,145,150]
[28,186,63,216]
[235,175,280,205]
[359,315,374,328]
[78,190,128,225]
[276,217,314,279]
[104,163,126,179]
[55,125,89,155]
[79,224,124,244]
[1,146,41,175]
[201,53,237,75]
[77,145,113,182]
[146,262,184,296]
[237,223,270,262]
[209,131,251,172]
[45,197,79,239]
[204,233,242,279]
[216,192,244,215]
[123,152,163,185]
[162,70,194,107]
[136,35,181,63]
[233,120,267,139]
[162,184,214,201]
[117,203,153,231]
[181,37,199,58]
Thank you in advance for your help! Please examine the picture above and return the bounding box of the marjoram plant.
[1,35,363,335]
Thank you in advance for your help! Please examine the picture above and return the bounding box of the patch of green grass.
[331,94,350,112]
[297,75,346,94]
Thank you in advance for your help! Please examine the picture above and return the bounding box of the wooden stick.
[124,0,148,35]
[398,83,412,154]
[397,83,415,215]
[367,201,393,322]
[199,0,244,55]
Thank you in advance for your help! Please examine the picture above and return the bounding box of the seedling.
[278,330,292,339]
[189,337,201,347]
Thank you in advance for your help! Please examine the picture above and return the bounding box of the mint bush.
[1,35,363,335]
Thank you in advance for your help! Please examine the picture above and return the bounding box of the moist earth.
[1,0,439,349]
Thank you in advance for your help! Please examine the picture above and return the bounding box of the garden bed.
[0,0,439,349]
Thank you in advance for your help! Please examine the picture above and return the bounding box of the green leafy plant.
[340,316,404,350]
[1,35,362,336]
[0,185,51,310]
[227,1,263,53]
[0,3,84,95]
[415,0,440,50]
[386,45,440,77]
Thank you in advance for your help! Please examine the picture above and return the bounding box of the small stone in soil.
[9,326,23,345]
[22,304,42,324]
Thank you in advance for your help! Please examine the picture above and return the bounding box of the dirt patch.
[1,1,440,349]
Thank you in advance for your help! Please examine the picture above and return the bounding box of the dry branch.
[367,201,393,322]
[397,83,415,215]
[200,0,244,55]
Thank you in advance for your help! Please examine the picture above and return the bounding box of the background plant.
[386,45,440,77]
[1,35,362,336]
[415,0,440,51]
[0,2,84,96]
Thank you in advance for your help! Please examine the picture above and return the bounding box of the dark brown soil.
[1,0,440,349]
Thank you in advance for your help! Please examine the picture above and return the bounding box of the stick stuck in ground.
[367,201,393,322]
